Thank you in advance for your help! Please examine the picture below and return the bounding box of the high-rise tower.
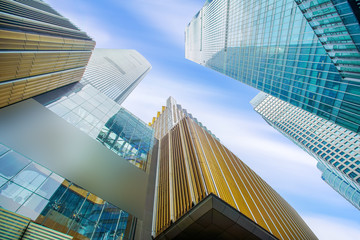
[150,97,317,240]
[81,49,152,105]
[33,48,152,139]
[0,0,95,108]
[251,92,360,209]
[0,1,155,239]
[185,0,360,133]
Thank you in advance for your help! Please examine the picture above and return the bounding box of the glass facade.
[251,92,360,208]
[81,49,152,105]
[0,142,135,240]
[46,84,122,139]
[97,108,155,170]
[295,0,360,79]
[185,0,360,133]
[317,162,360,210]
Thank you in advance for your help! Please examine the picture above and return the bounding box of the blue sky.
[46,0,360,239]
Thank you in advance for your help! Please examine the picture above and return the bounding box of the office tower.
[294,0,360,80]
[81,49,152,105]
[0,0,95,108]
[0,1,155,239]
[251,92,360,209]
[185,0,360,133]
[1,48,153,239]
[150,97,317,240]
[33,48,152,139]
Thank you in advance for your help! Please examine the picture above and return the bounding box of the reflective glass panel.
[17,193,49,220]
[0,143,9,156]
[0,176,7,188]
[35,173,64,199]
[0,181,32,211]
[0,151,31,179]
[13,163,51,191]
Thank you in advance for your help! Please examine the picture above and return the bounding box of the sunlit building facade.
[185,0,360,133]
[151,97,317,240]
[0,0,95,108]
[251,92,360,209]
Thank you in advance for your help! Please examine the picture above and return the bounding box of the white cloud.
[121,70,226,123]
[303,215,360,240]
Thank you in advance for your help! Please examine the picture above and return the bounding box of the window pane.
[0,176,7,188]
[36,173,64,199]
[13,163,51,191]
[0,151,31,179]
[0,181,32,211]
[17,194,49,220]
[0,144,10,156]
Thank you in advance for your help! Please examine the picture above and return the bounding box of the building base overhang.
[155,193,278,240]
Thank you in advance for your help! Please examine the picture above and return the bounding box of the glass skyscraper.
[185,0,360,133]
[33,49,152,140]
[251,92,360,209]
[150,97,317,240]
[81,49,152,105]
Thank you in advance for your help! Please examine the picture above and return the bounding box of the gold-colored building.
[151,97,317,240]
[0,0,95,108]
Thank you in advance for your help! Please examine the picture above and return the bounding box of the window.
[349,172,357,178]
[0,152,31,179]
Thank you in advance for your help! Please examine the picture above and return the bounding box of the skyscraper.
[185,0,360,133]
[81,49,152,105]
[0,0,95,108]
[0,1,156,239]
[251,92,360,209]
[150,97,317,240]
[32,48,152,139]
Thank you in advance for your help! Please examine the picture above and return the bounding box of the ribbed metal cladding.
[0,0,95,108]
[0,0,91,40]
[22,222,73,240]
[0,207,73,240]
[0,207,29,239]
[170,124,192,220]
[156,134,171,234]
[154,116,317,240]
